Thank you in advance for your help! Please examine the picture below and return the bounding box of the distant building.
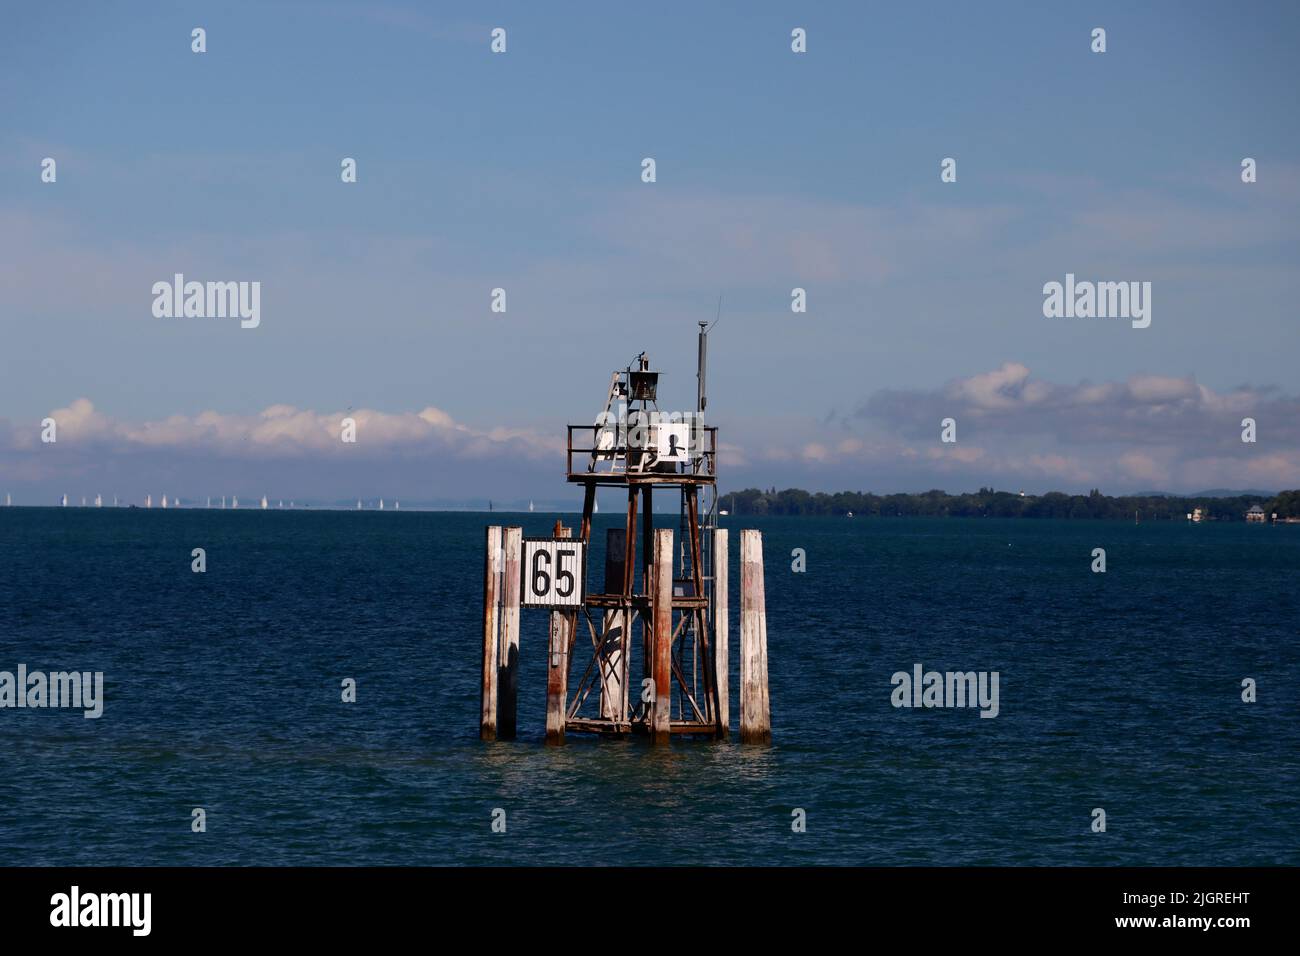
[1246,505,1266,523]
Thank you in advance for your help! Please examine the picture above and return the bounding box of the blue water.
[1,509,1296,865]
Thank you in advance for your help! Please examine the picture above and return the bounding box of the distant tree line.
[718,487,1300,521]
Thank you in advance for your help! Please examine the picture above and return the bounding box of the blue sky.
[2,1,1298,503]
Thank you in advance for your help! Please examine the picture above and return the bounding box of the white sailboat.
[261,495,268,510]
[379,498,385,510]
[357,498,362,510]
[61,494,68,507]
[95,494,102,508]
[4,493,10,507]
[529,500,535,512]
[394,501,400,511]
[232,495,239,509]
[162,494,168,509]
[207,496,211,508]
[593,499,599,513]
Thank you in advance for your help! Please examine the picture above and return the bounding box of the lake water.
[1,509,1296,865]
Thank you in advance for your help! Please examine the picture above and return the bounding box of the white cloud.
[4,399,551,461]
[710,364,1300,493]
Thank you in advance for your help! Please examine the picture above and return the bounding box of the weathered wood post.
[640,487,654,686]
[480,525,503,740]
[739,529,771,744]
[498,526,522,740]
[713,528,729,739]
[604,527,627,591]
[601,527,627,721]
[546,522,573,744]
[651,527,673,745]
[619,605,631,722]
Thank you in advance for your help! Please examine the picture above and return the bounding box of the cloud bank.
[3,364,1296,503]
[810,363,1298,491]
[0,400,556,505]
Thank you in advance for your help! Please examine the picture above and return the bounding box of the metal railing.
[566,425,717,478]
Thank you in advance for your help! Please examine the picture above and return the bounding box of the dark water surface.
[1,508,1296,865]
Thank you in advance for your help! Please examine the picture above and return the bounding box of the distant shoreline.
[717,487,1300,522]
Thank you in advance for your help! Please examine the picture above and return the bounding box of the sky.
[2,1,1298,506]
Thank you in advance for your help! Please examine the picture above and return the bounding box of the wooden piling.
[604,527,627,593]
[480,525,503,740]
[623,487,639,596]
[578,483,596,544]
[546,523,573,744]
[620,607,632,720]
[601,528,628,721]
[641,487,654,592]
[498,526,522,740]
[651,528,673,745]
[739,529,771,744]
[713,528,729,739]
[640,486,653,684]
[545,611,571,743]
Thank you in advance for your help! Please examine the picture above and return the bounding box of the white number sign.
[521,538,586,608]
